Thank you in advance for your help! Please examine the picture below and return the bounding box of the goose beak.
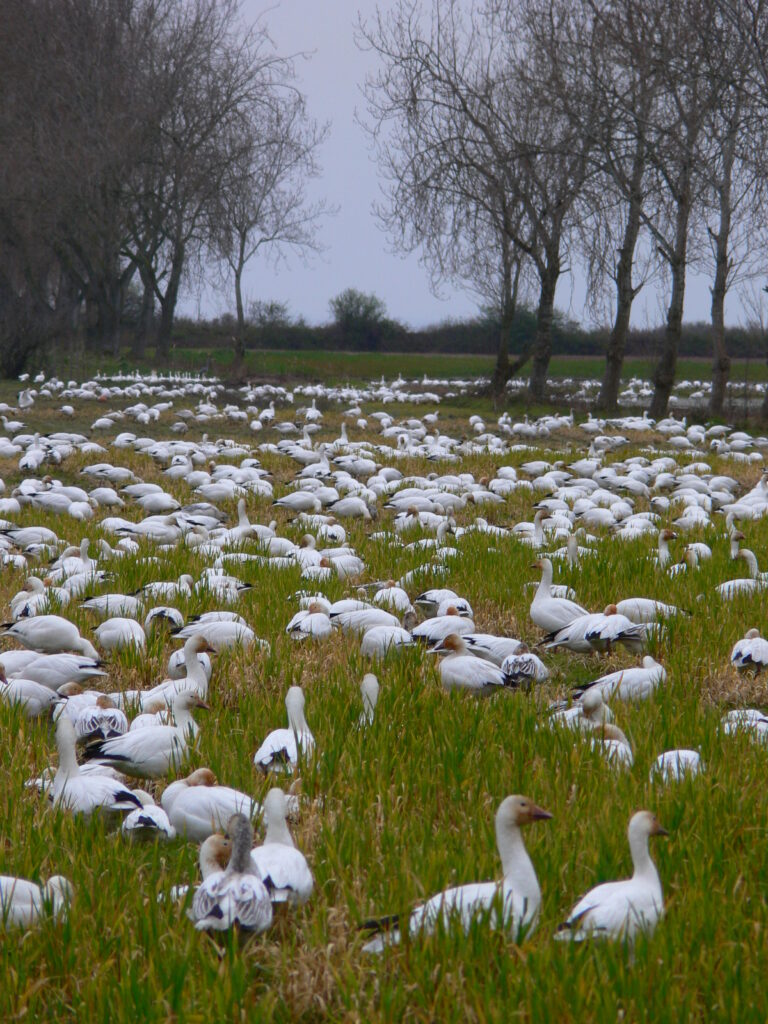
[196,699,211,711]
[530,804,553,821]
[652,822,669,837]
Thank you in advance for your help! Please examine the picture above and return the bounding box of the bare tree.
[210,84,330,366]
[361,0,594,403]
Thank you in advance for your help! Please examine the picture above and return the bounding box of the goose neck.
[497,823,539,901]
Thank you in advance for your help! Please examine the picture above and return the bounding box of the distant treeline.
[173,309,767,362]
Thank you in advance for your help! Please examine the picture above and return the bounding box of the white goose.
[250,788,314,905]
[84,691,208,778]
[0,875,74,928]
[358,673,380,726]
[731,629,768,672]
[574,656,666,703]
[51,714,142,816]
[1,615,100,659]
[362,795,552,953]
[161,768,259,842]
[190,813,273,933]
[556,810,667,942]
[434,634,512,695]
[529,558,587,633]
[254,687,315,773]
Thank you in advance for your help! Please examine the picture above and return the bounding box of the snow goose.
[286,603,333,640]
[433,634,514,695]
[555,810,667,942]
[254,687,315,773]
[499,646,549,687]
[547,687,614,729]
[731,629,768,672]
[72,696,128,742]
[94,617,146,652]
[51,714,142,816]
[529,558,588,633]
[360,612,417,657]
[190,813,273,933]
[587,723,634,769]
[574,656,666,703]
[373,583,413,613]
[250,788,314,905]
[411,609,475,646]
[81,593,143,619]
[614,598,681,624]
[650,749,702,782]
[0,670,61,717]
[716,550,768,599]
[362,795,552,953]
[0,875,74,928]
[655,528,676,568]
[161,768,259,842]
[462,634,525,667]
[358,673,380,726]
[413,588,460,617]
[121,791,177,841]
[1,615,100,659]
[84,691,208,778]
[173,619,257,651]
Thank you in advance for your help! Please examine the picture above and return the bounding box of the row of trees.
[359,0,768,415]
[0,0,327,377]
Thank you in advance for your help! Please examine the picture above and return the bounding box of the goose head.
[432,633,466,656]
[199,833,232,877]
[496,794,553,832]
[628,809,668,841]
[184,767,218,787]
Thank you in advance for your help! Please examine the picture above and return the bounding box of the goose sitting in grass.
[411,608,475,646]
[51,714,142,816]
[649,749,702,782]
[586,723,634,769]
[190,813,273,933]
[721,709,768,741]
[94,617,147,652]
[84,691,209,778]
[0,875,74,928]
[121,792,177,841]
[715,550,768,599]
[730,629,768,672]
[555,810,667,942]
[573,656,666,703]
[254,687,315,773]
[547,688,614,730]
[0,667,62,718]
[362,795,552,953]
[250,788,314,906]
[285,603,333,640]
[3,651,106,690]
[161,768,260,842]
[614,598,682,624]
[360,615,417,657]
[433,634,515,695]
[1,614,100,659]
[499,646,549,687]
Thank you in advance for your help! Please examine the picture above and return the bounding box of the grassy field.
[1,391,768,1021]
[38,344,768,386]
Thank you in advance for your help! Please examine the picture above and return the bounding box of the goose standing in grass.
[1,615,100,659]
[362,795,552,952]
[161,768,260,842]
[84,691,208,778]
[0,875,74,928]
[254,687,315,773]
[51,714,142,816]
[556,810,667,942]
[190,813,273,933]
[358,673,380,726]
[529,558,588,633]
[250,788,314,905]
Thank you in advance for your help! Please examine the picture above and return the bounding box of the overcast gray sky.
[182,0,750,331]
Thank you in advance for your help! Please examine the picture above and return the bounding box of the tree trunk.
[599,147,645,412]
[232,261,246,368]
[709,135,736,418]
[650,190,690,420]
[155,251,184,361]
[132,275,154,359]
[488,258,522,403]
[528,254,559,403]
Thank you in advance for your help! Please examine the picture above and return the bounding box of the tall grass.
[0,399,767,1021]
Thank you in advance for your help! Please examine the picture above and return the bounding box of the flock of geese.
[1,373,767,949]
